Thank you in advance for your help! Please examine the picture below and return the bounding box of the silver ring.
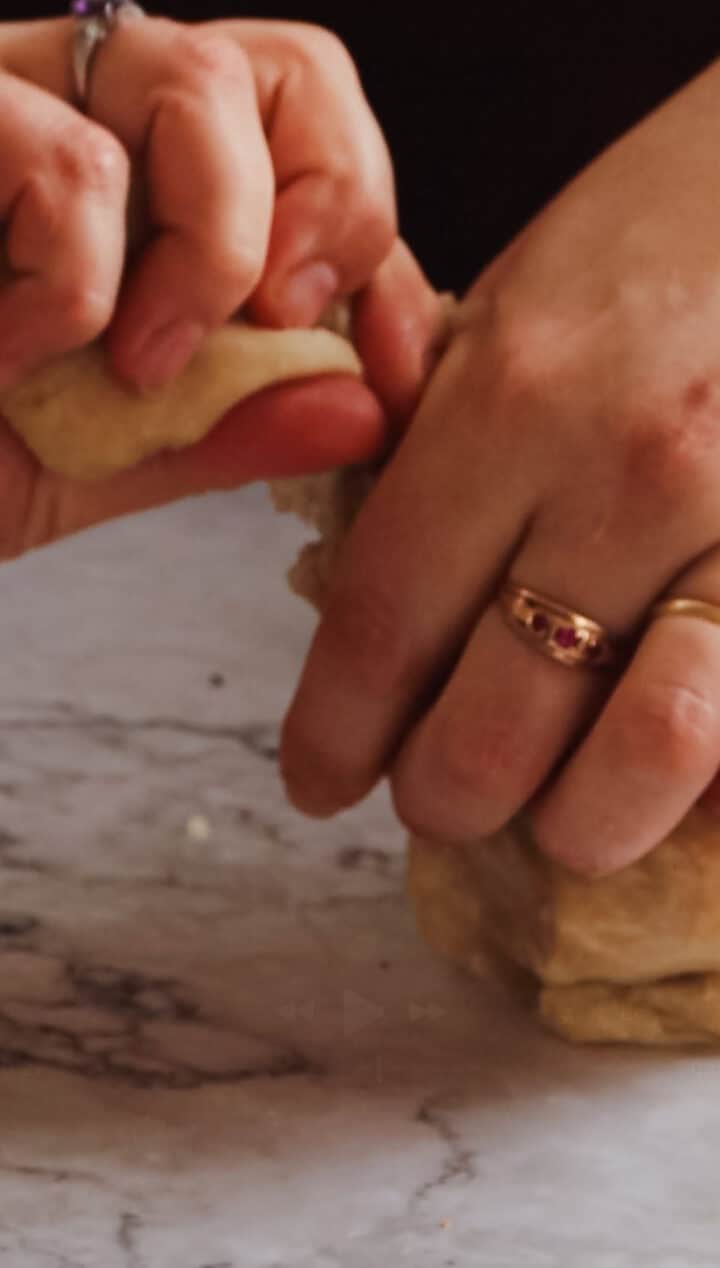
[71,0,145,110]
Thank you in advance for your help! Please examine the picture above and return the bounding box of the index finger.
[210,20,397,326]
[280,329,543,816]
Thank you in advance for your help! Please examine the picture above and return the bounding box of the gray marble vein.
[0,487,717,1267]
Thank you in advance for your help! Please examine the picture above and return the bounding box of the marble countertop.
[0,485,719,1267]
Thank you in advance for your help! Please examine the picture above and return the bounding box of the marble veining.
[0,486,718,1267]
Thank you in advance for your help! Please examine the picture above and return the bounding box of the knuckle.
[620,397,717,505]
[390,709,523,841]
[49,124,128,196]
[204,233,264,298]
[0,466,65,562]
[18,484,65,557]
[489,307,573,407]
[170,29,250,88]
[290,24,357,77]
[432,709,522,805]
[616,681,718,779]
[347,192,396,269]
[0,462,35,563]
[320,584,417,700]
[52,280,113,342]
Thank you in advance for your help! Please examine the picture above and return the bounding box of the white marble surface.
[0,485,719,1267]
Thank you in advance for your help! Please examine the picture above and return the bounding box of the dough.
[273,467,720,1047]
[11,295,716,1046]
[407,818,720,1047]
[0,323,360,480]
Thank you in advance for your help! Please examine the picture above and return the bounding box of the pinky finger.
[531,588,720,875]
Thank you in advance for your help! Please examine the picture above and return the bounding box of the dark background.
[6,2,720,290]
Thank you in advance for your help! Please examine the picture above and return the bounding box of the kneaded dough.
[272,467,720,1047]
[0,323,360,480]
[12,296,717,1046]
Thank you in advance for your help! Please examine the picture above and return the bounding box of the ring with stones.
[499,583,620,669]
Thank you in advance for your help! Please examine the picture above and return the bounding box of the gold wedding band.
[500,583,620,669]
[651,598,720,627]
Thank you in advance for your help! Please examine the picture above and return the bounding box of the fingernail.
[129,318,205,390]
[278,261,339,327]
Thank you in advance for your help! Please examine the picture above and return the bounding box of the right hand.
[280,55,720,880]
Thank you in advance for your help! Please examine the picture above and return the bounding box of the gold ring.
[651,598,720,627]
[500,583,620,668]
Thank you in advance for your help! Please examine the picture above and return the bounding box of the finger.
[386,473,704,845]
[0,70,128,388]
[530,565,720,876]
[5,376,384,554]
[387,605,606,845]
[87,20,275,388]
[221,21,396,327]
[352,240,451,426]
[279,333,543,818]
[1,19,397,337]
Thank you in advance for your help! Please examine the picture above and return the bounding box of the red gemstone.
[554,626,578,649]
[531,613,549,634]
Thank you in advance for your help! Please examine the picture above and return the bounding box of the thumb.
[20,374,386,550]
[352,240,451,429]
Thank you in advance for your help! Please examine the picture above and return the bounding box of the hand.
[280,56,720,877]
[0,15,396,390]
[0,373,386,559]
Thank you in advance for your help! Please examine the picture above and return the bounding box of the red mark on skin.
[621,403,718,507]
[684,379,711,411]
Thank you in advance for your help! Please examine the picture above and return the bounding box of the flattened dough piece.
[1,324,360,481]
[273,466,720,1047]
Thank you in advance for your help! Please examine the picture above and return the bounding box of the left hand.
[0,238,442,560]
[0,374,384,558]
[280,55,720,878]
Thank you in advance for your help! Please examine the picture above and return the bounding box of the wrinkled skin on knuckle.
[203,232,265,299]
[53,279,114,344]
[0,459,76,562]
[0,452,35,562]
[49,123,128,198]
[306,148,392,236]
[171,27,252,90]
[16,481,63,557]
[613,681,719,782]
